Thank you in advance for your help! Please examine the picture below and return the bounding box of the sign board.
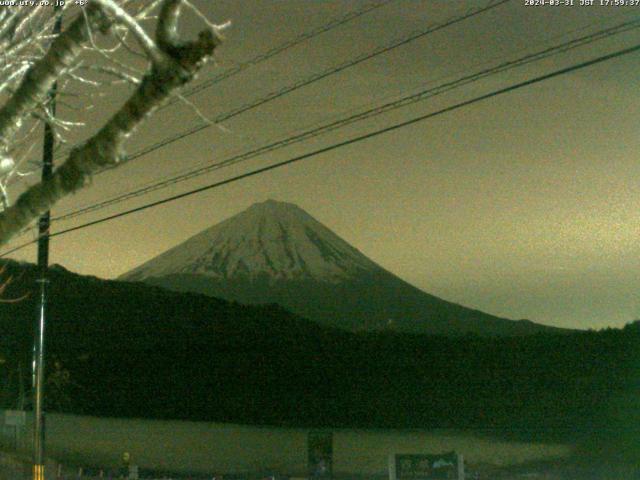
[4,410,26,426]
[308,431,333,479]
[389,452,464,480]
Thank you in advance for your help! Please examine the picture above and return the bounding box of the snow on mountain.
[124,200,379,283]
[122,200,564,336]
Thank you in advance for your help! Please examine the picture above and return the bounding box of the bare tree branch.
[0,4,112,162]
[0,0,224,246]
[93,0,166,64]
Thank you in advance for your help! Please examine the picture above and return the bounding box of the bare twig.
[0,4,112,162]
[0,0,225,245]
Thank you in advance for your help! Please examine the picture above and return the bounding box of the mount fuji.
[121,200,561,336]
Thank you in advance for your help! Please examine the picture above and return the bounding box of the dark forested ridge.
[0,260,638,460]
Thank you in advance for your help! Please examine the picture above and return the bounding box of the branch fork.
[0,0,226,245]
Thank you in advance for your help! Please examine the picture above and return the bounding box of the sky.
[4,0,640,330]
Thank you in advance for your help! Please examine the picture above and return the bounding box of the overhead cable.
[52,16,640,223]
[2,40,638,258]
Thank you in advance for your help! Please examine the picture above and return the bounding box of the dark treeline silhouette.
[0,260,638,463]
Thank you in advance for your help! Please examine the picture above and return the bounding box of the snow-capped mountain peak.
[124,200,379,283]
[122,199,562,336]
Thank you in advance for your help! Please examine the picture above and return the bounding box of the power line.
[61,11,640,220]
[94,0,510,170]
[2,40,637,258]
[4,13,638,250]
[51,16,640,223]
[45,0,395,165]
[175,0,395,100]
[51,0,513,219]
[38,0,511,225]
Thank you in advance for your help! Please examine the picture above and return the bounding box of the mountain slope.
[122,200,564,336]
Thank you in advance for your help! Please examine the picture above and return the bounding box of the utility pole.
[33,7,62,480]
